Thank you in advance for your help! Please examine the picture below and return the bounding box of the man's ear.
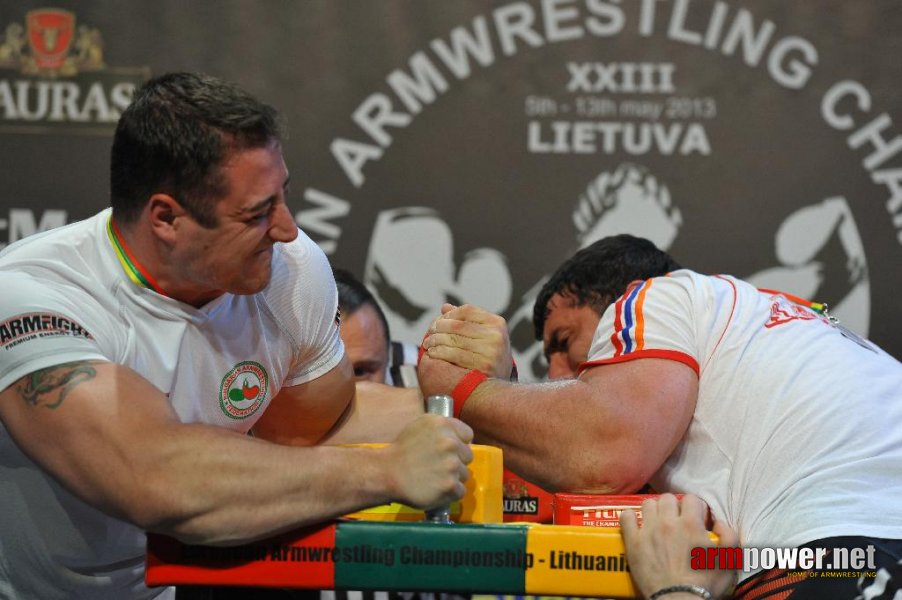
[147,193,185,243]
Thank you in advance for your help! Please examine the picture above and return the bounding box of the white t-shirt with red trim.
[0,208,343,599]
[584,269,902,552]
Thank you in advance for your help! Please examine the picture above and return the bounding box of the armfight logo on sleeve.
[0,312,93,350]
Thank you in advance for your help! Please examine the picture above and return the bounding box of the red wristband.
[451,370,487,419]
[417,332,429,366]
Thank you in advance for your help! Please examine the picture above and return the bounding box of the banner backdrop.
[1,1,900,377]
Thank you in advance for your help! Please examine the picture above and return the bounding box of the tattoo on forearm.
[16,361,98,409]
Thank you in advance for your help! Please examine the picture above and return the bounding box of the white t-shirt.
[0,209,343,599]
[584,270,902,553]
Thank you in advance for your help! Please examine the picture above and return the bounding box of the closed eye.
[353,361,384,380]
[544,331,569,363]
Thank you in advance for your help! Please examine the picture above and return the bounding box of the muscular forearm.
[419,351,697,494]
[319,383,423,445]
[460,378,648,494]
[143,424,403,544]
[8,407,406,545]
[0,362,466,548]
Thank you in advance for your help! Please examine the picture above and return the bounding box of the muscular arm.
[419,353,697,493]
[0,360,470,546]
[252,354,424,446]
[320,381,423,445]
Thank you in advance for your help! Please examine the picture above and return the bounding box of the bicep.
[253,355,424,447]
[252,354,356,446]
[0,360,181,519]
[581,357,698,486]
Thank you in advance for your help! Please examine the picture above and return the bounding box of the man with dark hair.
[334,267,392,383]
[0,73,473,600]
[419,234,902,599]
[333,267,420,388]
[109,72,283,227]
[531,234,683,377]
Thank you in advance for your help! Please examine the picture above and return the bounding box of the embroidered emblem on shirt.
[764,295,823,328]
[219,361,268,419]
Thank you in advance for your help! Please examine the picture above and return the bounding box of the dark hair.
[333,267,391,347]
[110,72,283,227]
[533,234,682,340]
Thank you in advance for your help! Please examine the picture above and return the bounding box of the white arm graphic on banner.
[747,196,870,335]
[364,206,512,345]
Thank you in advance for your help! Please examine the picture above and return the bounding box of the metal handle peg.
[424,394,454,524]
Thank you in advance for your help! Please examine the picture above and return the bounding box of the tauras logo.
[503,496,539,515]
[0,312,93,347]
[0,8,148,134]
[0,78,136,125]
[503,476,540,515]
